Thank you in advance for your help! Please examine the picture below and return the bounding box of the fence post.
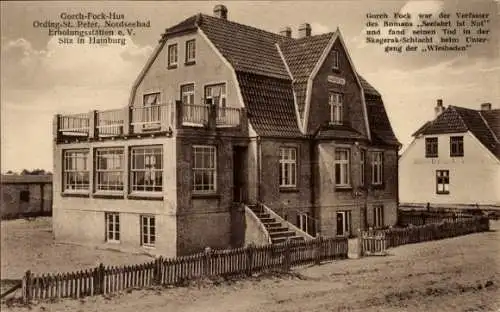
[357,228,363,258]
[96,263,105,295]
[246,244,255,276]
[203,247,212,277]
[22,270,32,303]
[314,236,322,265]
[283,240,291,272]
[154,257,163,285]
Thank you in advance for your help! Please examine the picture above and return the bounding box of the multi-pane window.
[336,211,351,236]
[360,150,366,186]
[279,147,297,187]
[181,84,197,121]
[450,136,464,157]
[185,39,196,63]
[141,215,156,247]
[335,148,350,187]
[371,152,383,185]
[167,44,178,67]
[373,205,384,228]
[142,93,161,129]
[425,137,438,158]
[105,213,120,242]
[329,92,343,125]
[205,84,227,118]
[436,170,450,194]
[95,148,124,191]
[63,150,90,191]
[193,145,217,192]
[130,146,163,192]
[332,50,339,70]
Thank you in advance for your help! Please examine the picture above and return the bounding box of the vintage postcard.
[1,1,499,311]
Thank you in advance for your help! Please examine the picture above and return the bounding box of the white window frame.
[141,215,156,247]
[336,211,351,236]
[279,147,297,188]
[373,205,384,228]
[450,136,464,157]
[436,170,450,194]
[95,148,124,192]
[63,149,90,192]
[130,146,163,193]
[334,148,350,187]
[332,50,339,70]
[192,145,217,192]
[167,43,178,67]
[425,137,438,158]
[185,39,196,63]
[371,151,383,185]
[105,212,120,242]
[297,212,309,233]
[329,92,343,125]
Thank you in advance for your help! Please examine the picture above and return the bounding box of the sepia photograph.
[1,1,499,311]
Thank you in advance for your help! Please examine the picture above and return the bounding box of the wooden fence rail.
[360,216,490,257]
[21,237,348,302]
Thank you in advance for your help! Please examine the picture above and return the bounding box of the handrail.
[258,202,314,240]
[244,205,272,245]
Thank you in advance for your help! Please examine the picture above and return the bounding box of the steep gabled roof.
[414,106,500,159]
[236,72,301,137]
[365,94,400,146]
[160,12,395,142]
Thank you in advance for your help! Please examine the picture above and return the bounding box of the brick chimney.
[480,102,492,111]
[213,4,228,20]
[435,99,444,117]
[298,23,311,38]
[279,26,292,38]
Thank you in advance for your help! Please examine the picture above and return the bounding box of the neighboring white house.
[399,100,500,208]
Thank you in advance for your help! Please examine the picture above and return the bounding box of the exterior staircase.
[248,204,311,244]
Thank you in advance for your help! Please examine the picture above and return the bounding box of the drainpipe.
[309,137,318,235]
[257,136,262,203]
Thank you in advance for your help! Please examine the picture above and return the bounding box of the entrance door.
[233,146,247,203]
[336,211,351,236]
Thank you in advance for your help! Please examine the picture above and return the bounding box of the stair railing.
[258,203,314,241]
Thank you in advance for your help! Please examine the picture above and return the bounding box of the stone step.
[255,213,270,219]
[270,231,295,239]
[260,217,276,223]
[267,226,289,233]
[264,222,282,228]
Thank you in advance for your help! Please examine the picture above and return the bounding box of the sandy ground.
[1,218,499,312]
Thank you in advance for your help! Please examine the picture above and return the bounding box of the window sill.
[61,191,90,198]
[279,187,299,193]
[192,192,220,199]
[128,193,164,201]
[167,64,178,70]
[437,192,450,195]
[184,60,196,66]
[450,155,464,158]
[425,155,438,158]
[94,192,125,199]
[335,186,352,192]
[141,245,156,249]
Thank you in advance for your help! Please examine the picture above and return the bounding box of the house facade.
[52,5,400,256]
[399,100,500,207]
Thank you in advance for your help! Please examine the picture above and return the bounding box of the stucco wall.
[52,137,178,257]
[244,206,270,246]
[133,30,241,110]
[399,131,500,205]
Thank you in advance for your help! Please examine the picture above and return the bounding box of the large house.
[52,5,400,256]
[399,100,500,208]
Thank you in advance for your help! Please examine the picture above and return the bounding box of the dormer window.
[167,44,178,68]
[332,50,339,70]
[329,92,343,125]
[185,39,196,64]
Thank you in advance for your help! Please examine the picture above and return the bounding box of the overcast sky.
[1,0,499,172]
